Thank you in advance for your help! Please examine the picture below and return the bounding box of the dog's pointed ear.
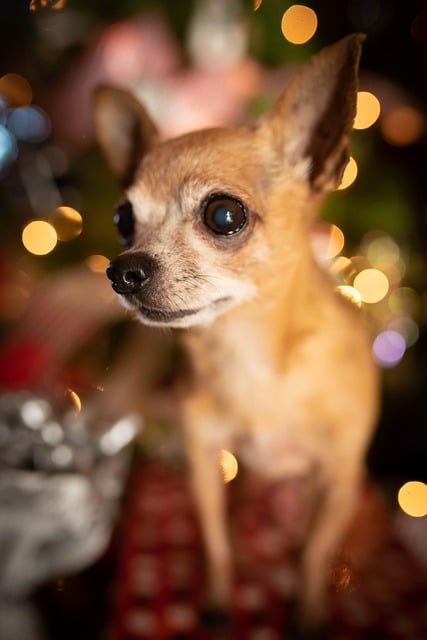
[93,86,158,187]
[261,34,364,192]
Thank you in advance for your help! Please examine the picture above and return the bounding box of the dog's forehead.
[152,126,257,174]
[130,126,261,206]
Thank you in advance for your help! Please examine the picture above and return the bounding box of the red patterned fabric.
[111,464,427,639]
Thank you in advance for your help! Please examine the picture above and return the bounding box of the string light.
[354,91,381,129]
[281,5,318,45]
[22,220,58,256]
[398,481,427,518]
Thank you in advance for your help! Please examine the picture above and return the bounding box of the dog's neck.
[179,245,327,385]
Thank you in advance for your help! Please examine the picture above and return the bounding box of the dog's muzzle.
[106,252,157,295]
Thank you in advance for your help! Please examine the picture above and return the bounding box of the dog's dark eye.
[113,200,134,246]
[203,195,247,236]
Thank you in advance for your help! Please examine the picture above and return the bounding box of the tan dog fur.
[94,34,379,627]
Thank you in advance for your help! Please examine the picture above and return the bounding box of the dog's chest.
[237,430,314,478]
[199,337,320,476]
[184,316,337,476]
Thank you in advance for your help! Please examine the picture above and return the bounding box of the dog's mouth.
[138,303,202,323]
[137,297,231,325]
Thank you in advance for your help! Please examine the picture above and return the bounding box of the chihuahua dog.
[94,34,379,627]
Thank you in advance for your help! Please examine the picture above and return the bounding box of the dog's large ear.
[261,34,364,192]
[93,86,158,187]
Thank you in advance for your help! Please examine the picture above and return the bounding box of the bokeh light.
[353,268,389,303]
[336,285,362,307]
[381,105,425,146]
[49,206,83,241]
[0,73,32,107]
[22,220,58,255]
[99,415,140,456]
[388,316,419,348]
[51,444,73,468]
[0,125,18,172]
[372,330,406,367]
[388,287,419,316]
[66,388,82,414]
[281,5,318,44]
[220,449,238,483]
[29,0,67,10]
[354,91,381,129]
[337,156,358,190]
[398,481,427,518]
[329,256,355,278]
[86,254,110,273]
[311,223,345,262]
[253,0,263,10]
[8,105,51,144]
[364,232,401,267]
[21,398,51,428]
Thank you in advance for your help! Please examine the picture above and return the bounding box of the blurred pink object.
[45,13,262,145]
[134,58,261,137]
[45,15,181,145]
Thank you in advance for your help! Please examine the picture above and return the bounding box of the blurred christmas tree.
[0,0,426,489]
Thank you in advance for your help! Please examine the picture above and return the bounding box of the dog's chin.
[122,296,235,328]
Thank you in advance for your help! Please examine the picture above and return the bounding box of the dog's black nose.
[106,252,156,294]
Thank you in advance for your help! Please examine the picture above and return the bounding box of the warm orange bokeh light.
[86,254,110,273]
[398,481,427,518]
[381,105,425,146]
[353,268,389,304]
[29,0,67,10]
[49,206,83,241]
[311,223,345,262]
[281,5,318,44]
[22,220,58,256]
[0,73,32,107]
[220,450,239,483]
[354,91,381,129]
[338,156,358,190]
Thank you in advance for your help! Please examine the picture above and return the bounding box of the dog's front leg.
[299,465,362,628]
[182,403,231,609]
